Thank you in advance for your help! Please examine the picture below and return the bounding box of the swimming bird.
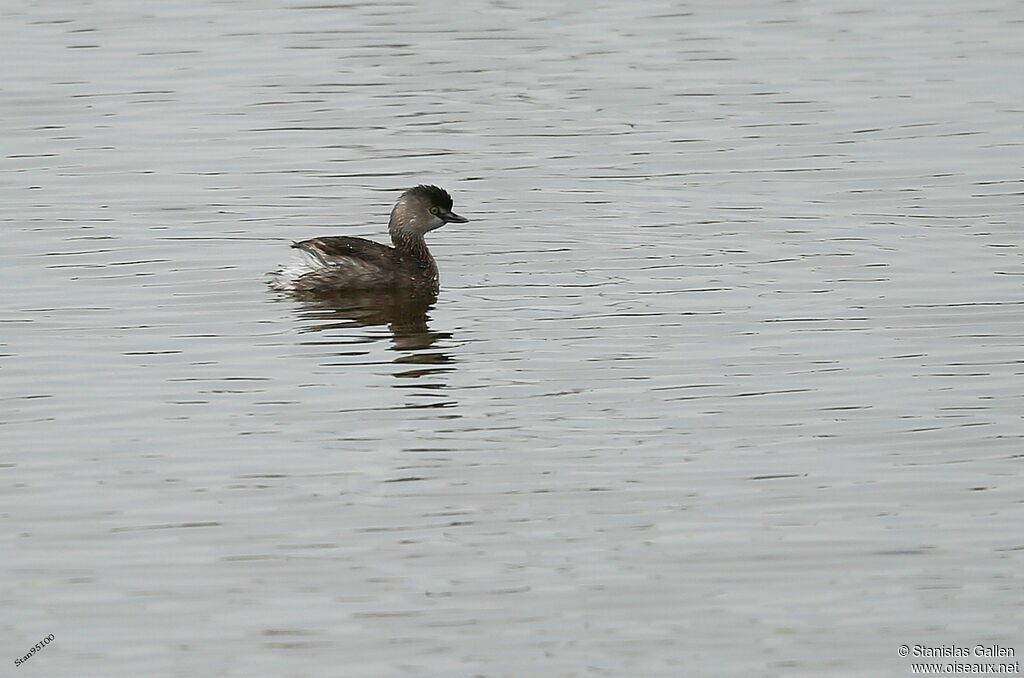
[270,185,468,295]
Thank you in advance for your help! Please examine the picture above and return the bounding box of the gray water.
[3,0,1023,675]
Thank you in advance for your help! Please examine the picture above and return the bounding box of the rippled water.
[3,0,1023,675]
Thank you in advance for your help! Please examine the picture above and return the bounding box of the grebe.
[269,185,468,294]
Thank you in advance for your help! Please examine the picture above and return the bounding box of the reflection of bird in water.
[291,287,442,349]
[268,185,468,295]
[286,287,455,384]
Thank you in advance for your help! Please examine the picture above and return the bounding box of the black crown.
[407,184,454,210]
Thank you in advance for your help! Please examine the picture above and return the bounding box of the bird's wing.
[292,236,396,268]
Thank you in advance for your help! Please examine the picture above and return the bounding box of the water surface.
[3,0,1023,675]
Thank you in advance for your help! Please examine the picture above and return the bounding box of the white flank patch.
[267,249,326,291]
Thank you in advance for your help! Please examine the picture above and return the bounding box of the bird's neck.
[390,227,436,271]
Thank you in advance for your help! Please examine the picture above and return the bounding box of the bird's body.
[269,185,467,295]
[285,234,437,293]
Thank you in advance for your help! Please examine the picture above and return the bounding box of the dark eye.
[429,206,439,215]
